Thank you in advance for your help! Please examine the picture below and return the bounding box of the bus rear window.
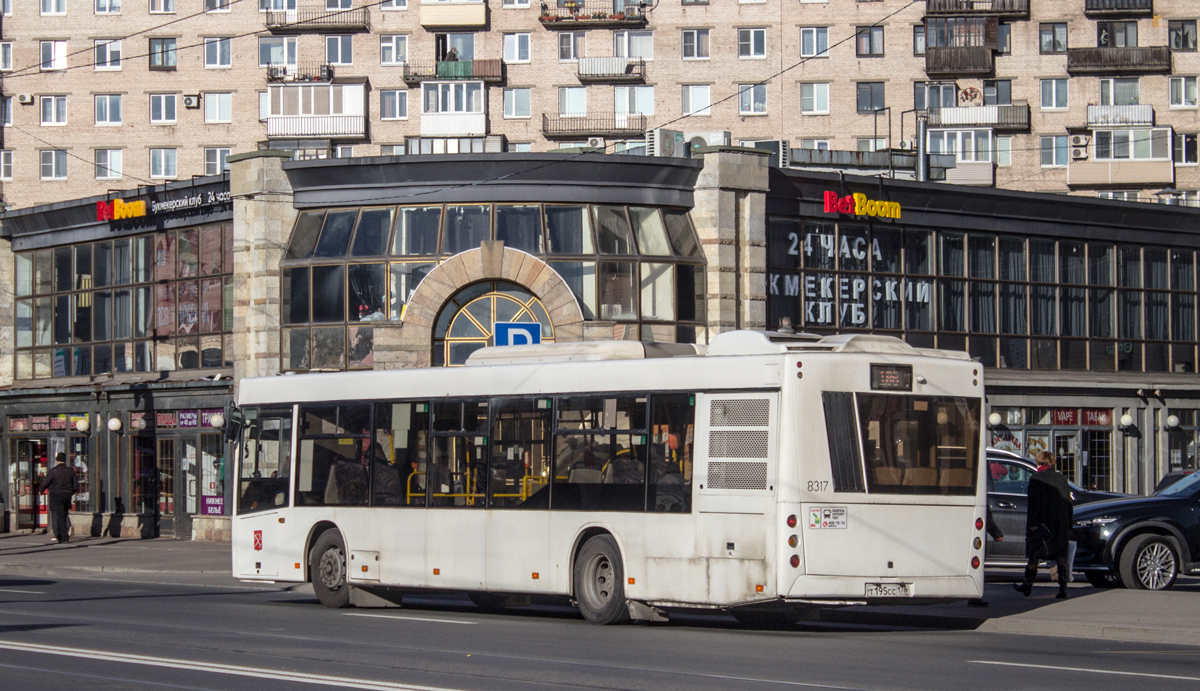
[856,395,981,495]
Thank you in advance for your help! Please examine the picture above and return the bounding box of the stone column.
[228,151,295,395]
[0,236,13,388]
[692,148,770,339]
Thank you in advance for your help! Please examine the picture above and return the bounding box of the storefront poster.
[30,415,51,432]
[201,496,225,516]
[8,417,29,432]
[1026,433,1050,460]
[156,411,178,429]
[1082,409,1112,426]
[1052,409,1078,425]
[991,430,1023,454]
[178,410,199,428]
[201,409,224,428]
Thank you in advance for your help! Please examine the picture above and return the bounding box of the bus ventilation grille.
[708,430,769,458]
[707,461,768,490]
[709,399,770,427]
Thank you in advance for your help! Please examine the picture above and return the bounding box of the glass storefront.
[987,406,1115,491]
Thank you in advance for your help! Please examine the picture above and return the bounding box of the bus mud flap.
[349,586,404,608]
[626,600,668,623]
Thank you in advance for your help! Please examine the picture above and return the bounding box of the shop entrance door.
[13,439,48,530]
[1053,432,1079,486]
[157,439,176,536]
[176,436,200,538]
[1082,431,1113,492]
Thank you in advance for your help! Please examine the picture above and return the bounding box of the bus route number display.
[870,364,912,391]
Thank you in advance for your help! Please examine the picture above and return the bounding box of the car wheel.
[573,535,631,625]
[1118,534,1180,591]
[310,529,351,608]
[1084,571,1121,589]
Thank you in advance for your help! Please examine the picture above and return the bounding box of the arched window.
[433,282,554,366]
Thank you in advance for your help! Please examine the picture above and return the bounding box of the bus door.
[235,407,293,579]
[693,392,778,603]
[425,400,488,590]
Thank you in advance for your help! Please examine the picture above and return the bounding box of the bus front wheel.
[310,529,351,608]
[574,535,631,625]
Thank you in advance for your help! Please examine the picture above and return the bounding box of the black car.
[1154,470,1196,494]
[1071,471,1200,590]
[985,449,1128,566]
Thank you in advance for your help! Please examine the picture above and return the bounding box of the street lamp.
[107,417,122,433]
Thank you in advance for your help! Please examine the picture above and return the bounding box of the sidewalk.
[2,532,1198,644]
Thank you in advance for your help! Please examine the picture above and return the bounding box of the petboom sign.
[95,198,147,221]
[823,190,901,219]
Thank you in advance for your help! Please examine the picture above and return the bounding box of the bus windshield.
[858,395,981,496]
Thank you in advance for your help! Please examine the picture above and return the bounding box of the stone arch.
[391,242,585,368]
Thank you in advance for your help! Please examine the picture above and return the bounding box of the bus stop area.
[1,532,1196,646]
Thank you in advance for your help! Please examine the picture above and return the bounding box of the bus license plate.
[865,583,911,598]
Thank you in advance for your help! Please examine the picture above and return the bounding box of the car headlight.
[1074,516,1118,527]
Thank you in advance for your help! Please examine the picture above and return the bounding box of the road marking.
[0,640,463,691]
[345,613,477,625]
[969,660,1200,682]
[0,589,44,594]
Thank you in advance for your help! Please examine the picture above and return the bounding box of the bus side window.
[237,407,292,514]
[552,395,648,512]
[295,405,370,506]
[428,400,488,508]
[649,394,695,513]
[488,398,551,509]
[372,402,430,507]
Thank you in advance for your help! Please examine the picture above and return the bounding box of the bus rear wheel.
[310,529,351,608]
[574,535,631,625]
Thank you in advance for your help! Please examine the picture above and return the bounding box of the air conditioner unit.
[182,95,201,109]
[1070,134,1091,147]
[745,139,790,167]
[16,93,33,105]
[646,128,686,157]
[684,131,732,147]
[1071,147,1089,160]
[896,140,913,151]
[586,136,606,149]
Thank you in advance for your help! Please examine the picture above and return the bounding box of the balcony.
[539,6,646,29]
[420,112,487,136]
[266,62,333,83]
[1069,159,1174,187]
[1084,0,1152,16]
[1087,104,1155,127]
[1067,46,1171,75]
[927,102,1029,131]
[576,57,645,83]
[942,161,995,187]
[420,1,487,28]
[925,46,993,77]
[925,0,1028,17]
[542,113,647,138]
[267,114,366,139]
[403,59,504,85]
[264,6,370,34]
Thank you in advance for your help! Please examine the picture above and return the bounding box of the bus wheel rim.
[1137,543,1174,589]
[587,554,613,606]
[320,547,346,591]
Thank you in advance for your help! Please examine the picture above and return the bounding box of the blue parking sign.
[494,322,542,346]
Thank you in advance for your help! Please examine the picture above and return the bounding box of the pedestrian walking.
[1013,450,1073,599]
[37,452,79,544]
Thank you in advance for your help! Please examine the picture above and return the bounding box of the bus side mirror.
[225,409,244,445]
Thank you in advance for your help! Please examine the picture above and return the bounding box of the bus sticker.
[809,507,847,529]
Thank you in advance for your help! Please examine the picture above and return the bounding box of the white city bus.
[231,330,987,624]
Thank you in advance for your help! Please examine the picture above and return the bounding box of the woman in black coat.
[1014,451,1074,598]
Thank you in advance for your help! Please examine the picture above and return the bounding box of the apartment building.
[2,0,1200,209]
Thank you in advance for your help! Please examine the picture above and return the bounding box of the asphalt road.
[0,576,1198,691]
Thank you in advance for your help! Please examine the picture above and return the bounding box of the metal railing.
[265,62,333,83]
[926,0,1028,15]
[1067,46,1171,74]
[924,46,994,76]
[576,57,646,81]
[542,113,648,138]
[1087,104,1155,126]
[266,114,365,138]
[538,5,646,28]
[402,59,504,83]
[1084,0,1152,13]
[927,102,1030,129]
[264,6,370,32]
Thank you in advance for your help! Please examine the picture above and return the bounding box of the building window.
[381,144,405,155]
[1098,191,1138,201]
[204,38,231,68]
[738,83,767,114]
[856,26,884,57]
[94,39,122,70]
[912,25,926,56]
[327,35,353,65]
[1171,77,1197,107]
[1098,21,1137,48]
[507,142,531,152]
[1171,20,1198,52]
[682,84,710,116]
[260,36,297,67]
[150,148,177,178]
[268,84,353,116]
[615,85,653,115]
[501,0,524,6]
[0,42,10,71]
[614,30,653,60]
[95,94,122,125]
[0,150,11,180]
[259,92,269,120]
[997,22,1011,54]
[983,79,1011,106]
[150,38,177,69]
[95,149,122,179]
[801,139,829,150]
[559,86,586,116]
[1100,77,1139,106]
[856,82,885,112]
[503,33,530,63]
[40,96,67,126]
[1041,78,1068,110]
[1,96,11,126]
[150,94,177,124]
[801,83,829,114]
[380,35,407,66]
[682,29,709,59]
[205,0,230,10]
[205,148,231,175]
[503,88,530,118]
[422,82,485,114]
[41,0,65,14]
[1095,129,1171,160]
[559,32,584,61]
[1176,133,1198,164]
[738,28,766,58]
[801,27,828,58]
[381,90,408,119]
[381,0,405,7]
[40,150,67,179]
[996,136,1012,166]
[929,129,992,162]
[856,138,887,152]
[915,82,955,111]
[1040,23,1067,54]
[40,41,67,70]
[150,0,175,11]
[927,18,987,48]
[205,93,232,123]
[1041,135,1067,166]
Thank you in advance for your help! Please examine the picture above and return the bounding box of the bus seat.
[874,467,903,485]
[939,468,972,487]
[568,468,603,484]
[903,467,937,486]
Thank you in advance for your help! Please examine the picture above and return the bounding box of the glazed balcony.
[925,0,1028,17]
[266,62,333,83]
[927,102,1029,131]
[264,6,370,34]
[576,57,646,83]
[1087,104,1154,127]
[1067,46,1171,75]
[1084,0,1152,16]
[542,113,647,138]
[420,0,487,28]
[403,59,504,85]
[267,114,366,139]
[925,46,994,77]
[538,6,647,29]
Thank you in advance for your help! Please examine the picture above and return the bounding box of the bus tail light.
[975,517,984,531]
[790,554,800,568]
[787,514,797,528]
[971,556,980,569]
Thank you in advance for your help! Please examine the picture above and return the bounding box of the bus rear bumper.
[784,574,983,603]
